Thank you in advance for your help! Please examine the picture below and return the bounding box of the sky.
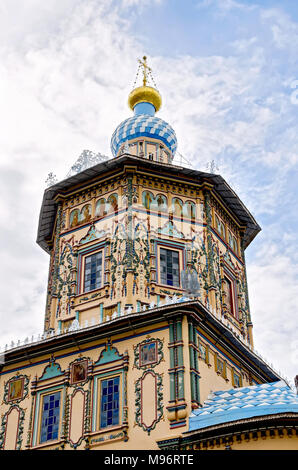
[0,0,297,386]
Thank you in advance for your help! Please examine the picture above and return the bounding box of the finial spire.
[128,56,162,113]
[138,56,151,87]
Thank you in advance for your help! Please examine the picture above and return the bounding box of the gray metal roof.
[36,154,261,253]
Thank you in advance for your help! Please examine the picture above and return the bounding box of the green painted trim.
[190,371,200,403]
[135,369,163,435]
[169,373,176,401]
[189,345,194,369]
[169,348,175,369]
[177,370,184,400]
[176,320,182,341]
[177,345,184,367]
[0,405,25,450]
[169,323,174,343]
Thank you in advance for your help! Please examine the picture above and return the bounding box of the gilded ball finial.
[128,56,162,112]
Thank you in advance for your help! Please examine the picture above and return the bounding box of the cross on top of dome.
[128,56,162,114]
[111,57,177,163]
[134,55,157,88]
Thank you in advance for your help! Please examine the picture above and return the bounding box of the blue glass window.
[160,248,180,287]
[100,377,120,428]
[84,252,102,292]
[40,392,61,443]
[233,371,241,387]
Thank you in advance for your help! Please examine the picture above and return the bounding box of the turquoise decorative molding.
[39,357,64,381]
[79,224,106,245]
[95,344,122,365]
[157,220,184,239]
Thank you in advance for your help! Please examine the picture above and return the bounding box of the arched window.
[156,194,167,212]
[142,191,154,210]
[172,198,183,217]
[95,198,106,217]
[184,201,196,220]
[70,209,80,228]
[215,213,225,239]
[80,204,92,224]
[107,194,118,214]
[228,231,238,254]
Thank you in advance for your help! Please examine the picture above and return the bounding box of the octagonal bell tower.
[38,57,258,355]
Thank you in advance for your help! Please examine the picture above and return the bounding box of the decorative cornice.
[37,155,260,253]
[1,300,282,384]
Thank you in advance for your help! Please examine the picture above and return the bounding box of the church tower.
[1,58,297,451]
[39,56,256,350]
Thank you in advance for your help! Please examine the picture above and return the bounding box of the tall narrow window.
[228,231,238,254]
[100,376,120,428]
[40,392,61,443]
[224,277,234,316]
[160,248,180,287]
[84,252,102,292]
[215,214,225,239]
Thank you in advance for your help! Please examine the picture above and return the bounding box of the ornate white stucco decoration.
[68,319,80,332]
[45,172,58,187]
[66,150,109,178]
[1,297,289,387]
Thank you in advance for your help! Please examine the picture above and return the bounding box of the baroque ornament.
[0,405,25,450]
[135,369,163,435]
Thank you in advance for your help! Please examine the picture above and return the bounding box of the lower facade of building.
[0,302,294,450]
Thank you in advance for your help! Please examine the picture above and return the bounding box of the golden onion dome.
[128,85,162,113]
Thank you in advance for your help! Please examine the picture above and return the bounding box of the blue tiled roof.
[188,381,298,432]
[110,114,177,157]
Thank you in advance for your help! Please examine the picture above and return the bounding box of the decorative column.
[123,173,135,308]
[241,240,254,348]
[204,189,217,311]
[45,202,63,332]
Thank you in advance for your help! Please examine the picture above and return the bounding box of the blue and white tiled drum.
[110,114,177,158]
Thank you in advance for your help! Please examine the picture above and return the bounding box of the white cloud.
[247,241,298,383]
[196,0,256,12]
[261,7,298,52]
[0,0,143,348]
